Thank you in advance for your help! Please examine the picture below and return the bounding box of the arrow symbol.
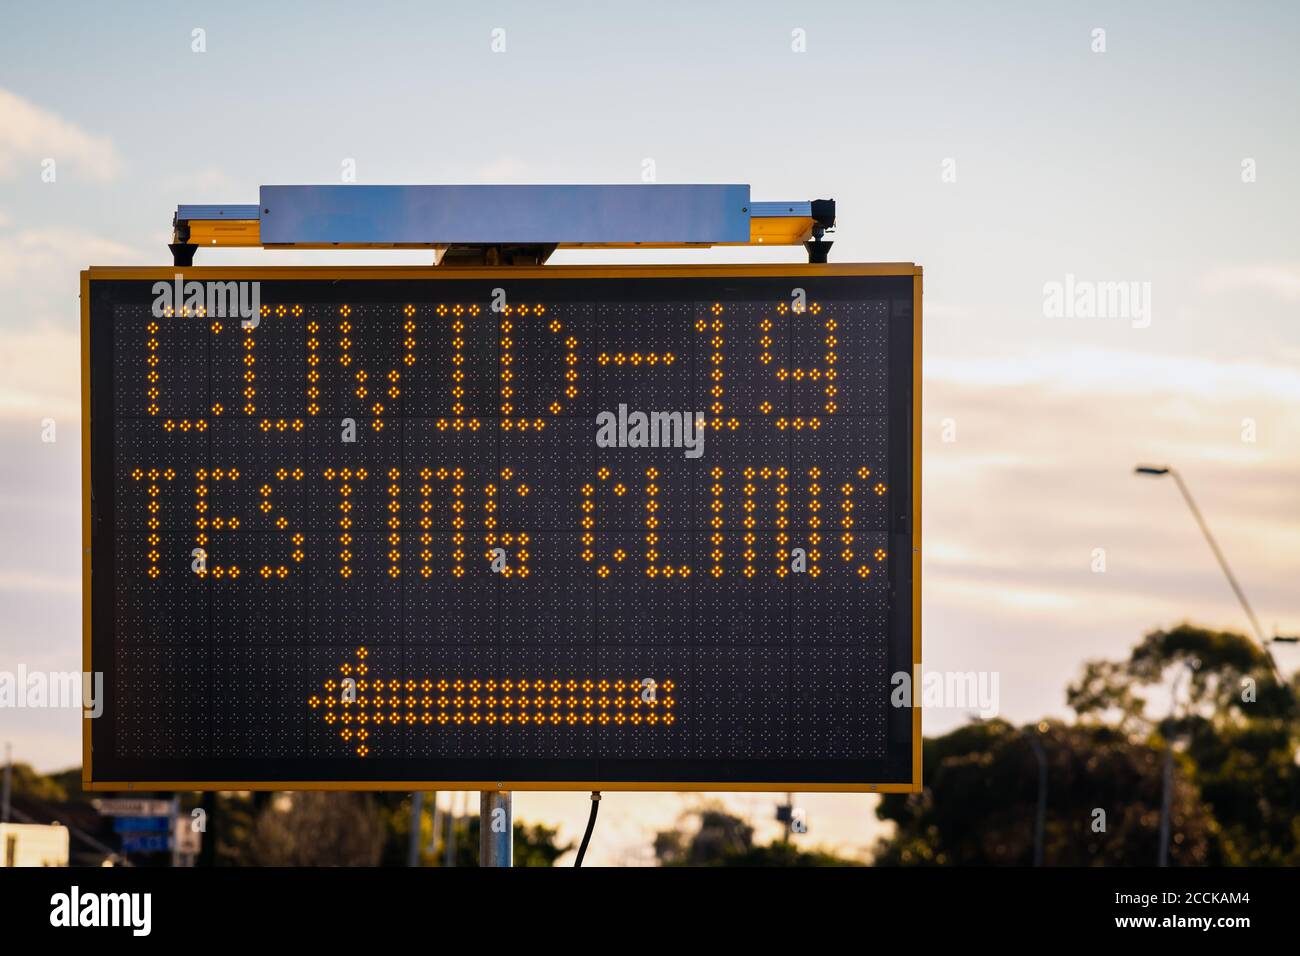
[309,647,676,757]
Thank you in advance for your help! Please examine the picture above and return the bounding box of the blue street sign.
[121,833,172,853]
[113,815,171,833]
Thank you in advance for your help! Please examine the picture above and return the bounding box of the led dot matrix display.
[85,266,919,790]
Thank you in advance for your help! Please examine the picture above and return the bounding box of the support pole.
[1,742,11,823]
[1159,746,1175,867]
[169,795,181,868]
[1167,470,1275,674]
[168,243,196,267]
[198,792,216,866]
[407,792,424,867]
[427,791,440,854]
[1136,465,1280,679]
[1158,664,1192,866]
[479,790,512,867]
[805,225,832,264]
[444,795,457,867]
[1025,730,1047,867]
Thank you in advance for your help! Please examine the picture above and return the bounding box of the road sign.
[82,264,920,792]
[111,815,170,833]
[92,798,172,817]
[120,833,172,854]
[174,818,202,856]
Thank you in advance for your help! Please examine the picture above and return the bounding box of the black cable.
[574,791,601,867]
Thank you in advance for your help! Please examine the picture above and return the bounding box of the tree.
[874,720,1219,865]
[875,623,1299,866]
[1069,622,1295,731]
[654,804,862,866]
[1069,623,1299,865]
[7,762,70,802]
[459,815,573,867]
[375,794,573,867]
[248,792,386,866]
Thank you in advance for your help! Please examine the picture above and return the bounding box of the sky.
[1,1,1298,863]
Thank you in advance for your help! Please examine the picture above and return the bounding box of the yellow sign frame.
[81,262,922,793]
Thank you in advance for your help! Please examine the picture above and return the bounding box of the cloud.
[475,157,532,182]
[161,165,247,198]
[0,226,140,287]
[0,225,144,420]
[921,344,1300,667]
[0,87,121,182]
[0,569,79,597]
[924,301,979,321]
[0,322,81,422]
[1201,263,1300,302]
[927,346,1300,403]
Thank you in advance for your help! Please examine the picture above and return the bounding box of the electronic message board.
[82,264,920,791]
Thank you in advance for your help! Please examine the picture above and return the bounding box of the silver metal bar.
[427,791,440,854]
[479,790,512,867]
[444,794,458,867]
[258,184,751,245]
[175,199,822,227]
[407,791,424,867]
[176,204,261,221]
[749,201,812,217]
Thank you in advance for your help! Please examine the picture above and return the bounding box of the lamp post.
[1023,725,1047,867]
[1157,660,1197,867]
[1134,465,1280,679]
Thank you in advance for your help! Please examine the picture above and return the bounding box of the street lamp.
[1158,659,1197,867]
[1023,724,1048,867]
[1134,464,1280,679]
